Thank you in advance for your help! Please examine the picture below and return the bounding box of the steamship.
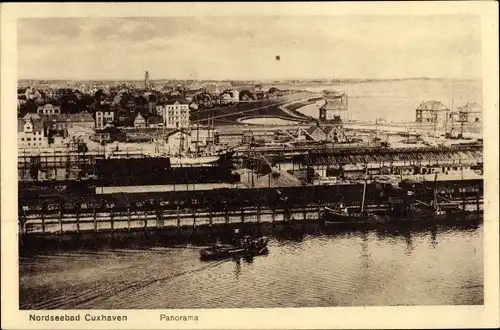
[94,149,236,186]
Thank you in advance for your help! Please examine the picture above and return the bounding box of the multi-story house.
[319,93,348,123]
[156,99,190,129]
[18,117,47,148]
[415,100,450,124]
[42,113,95,133]
[95,110,115,129]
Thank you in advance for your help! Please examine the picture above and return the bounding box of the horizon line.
[17,76,482,83]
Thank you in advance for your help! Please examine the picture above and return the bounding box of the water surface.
[20,223,483,309]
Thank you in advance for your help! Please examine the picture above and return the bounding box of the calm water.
[20,223,483,309]
[296,79,482,122]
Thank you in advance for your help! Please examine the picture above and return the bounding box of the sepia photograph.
[1,2,499,329]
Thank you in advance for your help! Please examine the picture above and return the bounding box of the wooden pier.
[19,180,483,240]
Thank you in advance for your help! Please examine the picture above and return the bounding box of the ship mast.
[360,165,368,213]
[450,83,455,135]
[433,172,439,211]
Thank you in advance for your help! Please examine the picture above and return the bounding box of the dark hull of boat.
[200,237,269,261]
[95,151,236,186]
[200,246,269,261]
[323,210,481,225]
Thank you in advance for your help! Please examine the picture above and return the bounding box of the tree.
[239,90,254,101]
[94,89,105,101]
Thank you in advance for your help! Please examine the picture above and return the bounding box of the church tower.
[144,71,150,90]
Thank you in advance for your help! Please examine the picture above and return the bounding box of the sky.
[17,15,482,81]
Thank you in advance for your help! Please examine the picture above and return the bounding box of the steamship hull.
[95,151,236,186]
[322,207,481,225]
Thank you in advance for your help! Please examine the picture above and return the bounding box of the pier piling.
[127,207,131,231]
[76,203,80,235]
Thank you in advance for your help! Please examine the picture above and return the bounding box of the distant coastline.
[17,77,481,85]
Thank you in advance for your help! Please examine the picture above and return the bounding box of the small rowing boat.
[200,236,269,261]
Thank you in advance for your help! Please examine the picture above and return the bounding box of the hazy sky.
[18,16,482,80]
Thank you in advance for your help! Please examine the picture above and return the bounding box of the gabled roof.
[322,125,339,135]
[416,100,449,111]
[134,113,145,121]
[457,102,482,113]
[23,113,41,121]
[306,125,324,135]
[18,118,44,133]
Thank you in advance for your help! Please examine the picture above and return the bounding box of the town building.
[134,113,146,129]
[146,115,163,128]
[215,126,244,147]
[115,111,135,127]
[156,99,190,129]
[23,113,41,121]
[322,125,346,143]
[220,92,233,104]
[457,102,482,123]
[254,85,265,99]
[18,117,47,148]
[415,100,450,124]
[95,110,115,129]
[319,93,348,122]
[305,125,327,141]
[91,126,126,144]
[37,103,61,115]
[242,130,275,144]
[42,113,95,132]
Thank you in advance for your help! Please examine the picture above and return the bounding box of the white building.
[134,113,146,129]
[37,103,61,115]
[95,110,115,129]
[220,92,233,104]
[18,118,47,148]
[157,99,190,129]
[232,90,240,103]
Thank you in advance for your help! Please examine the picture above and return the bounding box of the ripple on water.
[20,224,483,309]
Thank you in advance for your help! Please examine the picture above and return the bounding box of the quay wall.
[19,180,483,242]
[19,204,483,253]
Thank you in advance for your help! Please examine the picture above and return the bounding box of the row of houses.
[214,124,347,148]
[92,99,193,130]
[300,124,347,143]
[17,113,95,149]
